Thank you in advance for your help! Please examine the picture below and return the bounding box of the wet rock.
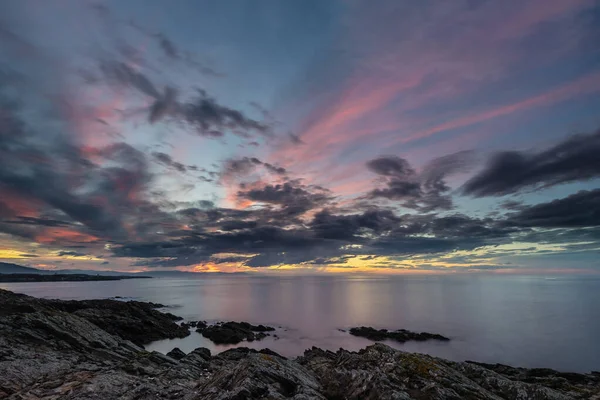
[166,347,186,360]
[187,320,206,329]
[194,320,208,332]
[201,321,275,344]
[349,326,450,343]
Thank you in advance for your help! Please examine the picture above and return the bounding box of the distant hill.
[0,273,152,283]
[0,262,247,278]
[0,262,42,274]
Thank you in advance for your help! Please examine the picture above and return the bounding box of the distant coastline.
[0,273,153,283]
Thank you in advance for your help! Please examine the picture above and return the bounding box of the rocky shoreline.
[1,289,598,399]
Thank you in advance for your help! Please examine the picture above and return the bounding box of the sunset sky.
[1,0,599,274]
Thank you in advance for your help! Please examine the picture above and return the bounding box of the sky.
[0,0,599,274]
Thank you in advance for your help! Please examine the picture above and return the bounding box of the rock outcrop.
[349,326,450,343]
[0,288,189,347]
[199,321,275,344]
[1,289,598,399]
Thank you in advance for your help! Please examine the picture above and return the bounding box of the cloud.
[237,181,330,216]
[464,130,600,197]
[97,61,267,138]
[221,157,286,182]
[2,216,73,227]
[366,151,474,211]
[178,91,269,137]
[100,61,161,99]
[155,33,178,59]
[507,189,600,228]
[152,152,187,172]
[310,208,401,240]
[56,250,87,257]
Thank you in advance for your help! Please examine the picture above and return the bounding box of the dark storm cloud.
[179,91,268,136]
[149,86,177,124]
[310,208,401,240]
[145,87,268,138]
[151,32,222,76]
[56,250,87,257]
[112,241,197,258]
[155,33,179,59]
[426,214,516,239]
[366,152,473,211]
[421,150,474,193]
[100,61,161,99]
[2,216,73,227]
[0,108,131,240]
[116,204,520,269]
[289,133,304,145]
[97,62,267,138]
[464,130,600,197]
[238,181,330,215]
[221,157,286,180]
[4,2,600,272]
[0,75,514,270]
[367,156,416,178]
[0,80,177,245]
[507,189,600,228]
[152,152,187,172]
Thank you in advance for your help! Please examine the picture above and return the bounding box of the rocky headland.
[1,288,598,399]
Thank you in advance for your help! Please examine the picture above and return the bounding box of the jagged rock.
[1,289,598,400]
[0,289,189,346]
[298,344,591,400]
[201,321,275,344]
[166,347,186,360]
[349,326,450,343]
[187,347,211,362]
[196,350,324,399]
[48,299,188,346]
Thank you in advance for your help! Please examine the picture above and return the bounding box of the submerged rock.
[1,289,598,399]
[349,326,450,343]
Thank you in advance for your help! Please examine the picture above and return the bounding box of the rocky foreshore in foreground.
[1,289,598,399]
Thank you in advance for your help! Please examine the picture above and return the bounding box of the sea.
[2,274,599,373]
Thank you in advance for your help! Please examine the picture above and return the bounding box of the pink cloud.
[268,1,597,194]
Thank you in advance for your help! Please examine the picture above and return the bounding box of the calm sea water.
[2,274,599,372]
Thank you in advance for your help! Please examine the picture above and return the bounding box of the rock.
[259,348,286,360]
[166,347,186,360]
[187,320,206,329]
[298,343,593,400]
[349,326,450,343]
[201,321,275,344]
[37,296,190,346]
[196,350,324,399]
[188,347,211,361]
[1,289,598,399]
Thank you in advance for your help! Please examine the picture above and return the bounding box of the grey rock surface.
[1,289,598,399]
